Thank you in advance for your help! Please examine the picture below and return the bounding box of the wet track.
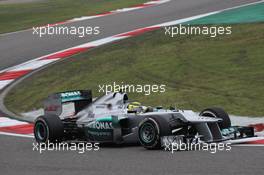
[0,0,263,174]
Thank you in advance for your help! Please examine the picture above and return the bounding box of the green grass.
[0,0,147,34]
[5,23,264,116]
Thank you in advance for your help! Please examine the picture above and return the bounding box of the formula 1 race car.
[34,90,255,149]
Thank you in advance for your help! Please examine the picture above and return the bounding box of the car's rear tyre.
[34,115,64,143]
[199,107,231,129]
[138,117,170,149]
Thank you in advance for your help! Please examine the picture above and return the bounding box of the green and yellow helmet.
[127,102,141,111]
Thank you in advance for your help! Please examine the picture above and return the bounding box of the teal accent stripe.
[96,117,112,122]
[61,96,85,102]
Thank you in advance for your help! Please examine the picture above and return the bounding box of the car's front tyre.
[200,107,231,129]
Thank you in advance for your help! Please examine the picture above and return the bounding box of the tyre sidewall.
[200,107,231,129]
[138,118,160,149]
[34,115,64,143]
[34,117,50,143]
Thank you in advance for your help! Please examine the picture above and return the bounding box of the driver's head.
[127,102,142,112]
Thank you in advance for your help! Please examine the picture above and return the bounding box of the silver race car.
[34,90,255,149]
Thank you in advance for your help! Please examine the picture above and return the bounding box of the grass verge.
[0,0,147,34]
[5,23,264,116]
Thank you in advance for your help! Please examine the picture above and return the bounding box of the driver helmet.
[127,102,142,113]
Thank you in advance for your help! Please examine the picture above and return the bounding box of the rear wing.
[43,90,92,116]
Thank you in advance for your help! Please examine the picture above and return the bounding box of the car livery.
[34,90,256,149]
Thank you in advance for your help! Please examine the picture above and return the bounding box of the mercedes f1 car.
[34,90,255,149]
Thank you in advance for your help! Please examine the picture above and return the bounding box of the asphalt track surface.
[0,135,263,175]
[0,0,263,174]
[0,0,260,70]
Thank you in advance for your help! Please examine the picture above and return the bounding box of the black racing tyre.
[34,115,64,143]
[199,107,231,129]
[138,117,171,149]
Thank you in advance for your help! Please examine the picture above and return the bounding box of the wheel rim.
[35,122,47,141]
[140,123,156,143]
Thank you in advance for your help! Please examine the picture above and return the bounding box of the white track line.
[233,144,264,147]
[0,131,33,138]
